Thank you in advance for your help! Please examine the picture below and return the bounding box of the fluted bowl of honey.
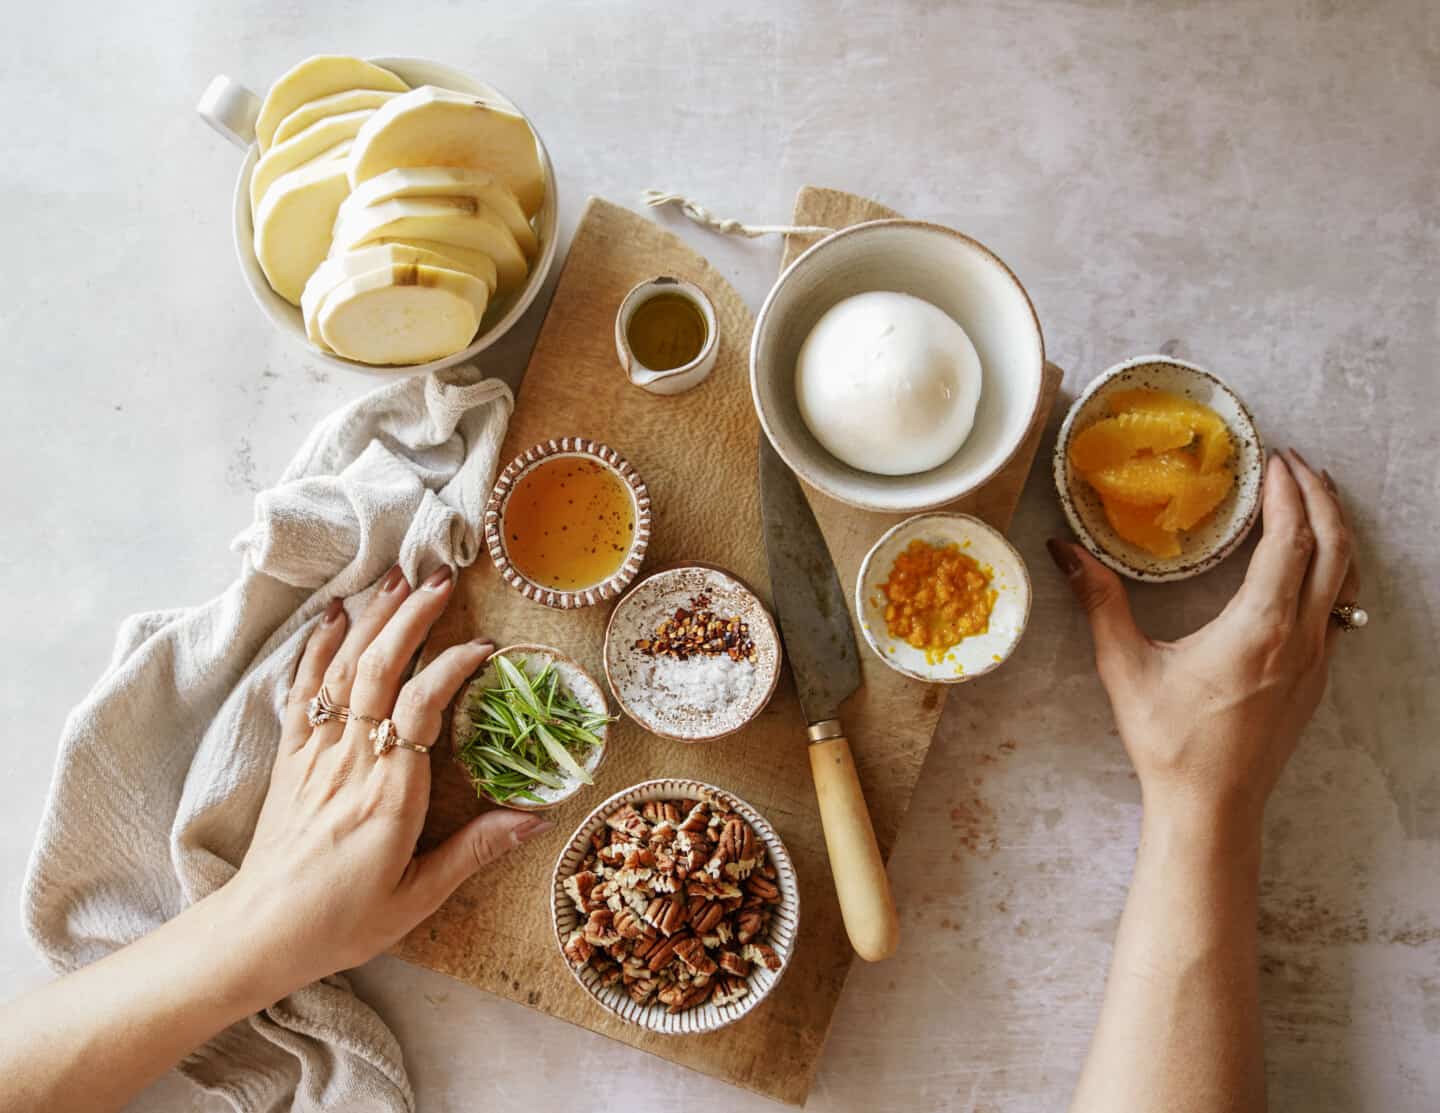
[484,437,652,609]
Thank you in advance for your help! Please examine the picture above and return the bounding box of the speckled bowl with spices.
[484,437,652,609]
[603,565,782,742]
[1054,355,1264,583]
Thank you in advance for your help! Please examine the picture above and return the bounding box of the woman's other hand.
[230,565,552,997]
[1048,450,1358,830]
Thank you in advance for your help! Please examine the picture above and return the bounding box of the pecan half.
[717,951,751,977]
[735,908,764,944]
[583,909,621,947]
[747,872,780,902]
[614,907,644,940]
[674,936,718,976]
[691,902,725,935]
[712,975,751,1006]
[563,930,593,966]
[562,870,600,912]
[670,981,714,1014]
[742,942,782,972]
[647,932,688,972]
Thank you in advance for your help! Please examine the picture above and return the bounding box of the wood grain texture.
[394,189,1062,1105]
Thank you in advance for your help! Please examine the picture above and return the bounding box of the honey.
[626,292,707,371]
[505,456,635,590]
[878,539,997,664]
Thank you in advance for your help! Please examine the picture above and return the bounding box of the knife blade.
[758,436,861,725]
[758,435,899,962]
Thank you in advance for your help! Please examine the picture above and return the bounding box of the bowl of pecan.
[552,779,799,1033]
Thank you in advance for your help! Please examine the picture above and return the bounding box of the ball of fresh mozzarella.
[795,291,983,476]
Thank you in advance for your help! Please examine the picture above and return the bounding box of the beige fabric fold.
[23,365,513,1113]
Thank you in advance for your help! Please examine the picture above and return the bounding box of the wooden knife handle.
[808,733,900,962]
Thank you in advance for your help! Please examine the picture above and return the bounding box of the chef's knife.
[758,435,900,962]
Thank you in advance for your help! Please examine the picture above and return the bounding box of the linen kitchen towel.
[23,365,513,1113]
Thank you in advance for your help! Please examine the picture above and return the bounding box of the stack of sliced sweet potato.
[249,55,543,366]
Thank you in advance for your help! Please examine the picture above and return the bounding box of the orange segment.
[1087,451,1197,506]
[1103,498,1181,558]
[1106,388,1233,473]
[1069,411,1195,472]
[1157,470,1232,531]
[1197,421,1233,474]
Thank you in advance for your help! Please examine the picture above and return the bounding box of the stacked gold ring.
[368,718,431,757]
[304,686,430,756]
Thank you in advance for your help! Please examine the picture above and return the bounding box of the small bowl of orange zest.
[856,513,1031,684]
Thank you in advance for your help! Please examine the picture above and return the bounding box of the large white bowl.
[199,56,560,376]
[751,220,1045,512]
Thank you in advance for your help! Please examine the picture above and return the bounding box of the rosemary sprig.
[456,653,612,804]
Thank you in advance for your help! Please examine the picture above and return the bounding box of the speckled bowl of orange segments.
[1053,355,1264,583]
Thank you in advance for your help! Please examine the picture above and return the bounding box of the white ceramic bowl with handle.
[750,220,1045,512]
[196,57,560,376]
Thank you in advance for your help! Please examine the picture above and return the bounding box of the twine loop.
[641,190,834,240]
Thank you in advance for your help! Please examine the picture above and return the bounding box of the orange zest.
[1069,389,1236,558]
[878,539,997,664]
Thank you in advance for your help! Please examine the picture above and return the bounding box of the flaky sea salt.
[629,654,757,717]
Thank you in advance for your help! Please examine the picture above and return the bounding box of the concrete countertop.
[2,2,1435,1110]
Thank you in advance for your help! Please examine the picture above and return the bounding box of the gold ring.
[306,686,351,728]
[1330,602,1369,631]
[369,718,431,757]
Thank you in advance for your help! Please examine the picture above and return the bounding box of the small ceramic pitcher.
[615,277,720,395]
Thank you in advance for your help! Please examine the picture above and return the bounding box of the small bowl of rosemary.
[450,644,613,811]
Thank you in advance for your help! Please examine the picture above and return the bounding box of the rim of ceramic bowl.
[615,276,720,389]
[230,56,560,378]
[855,512,1033,684]
[601,562,783,742]
[1052,354,1265,583]
[448,643,610,812]
[749,218,1046,513]
[483,437,652,609]
[551,777,800,1034]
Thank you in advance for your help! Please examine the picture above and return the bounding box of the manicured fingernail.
[468,638,496,653]
[323,598,345,624]
[382,564,406,592]
[424,565,454,590]
[1046,538,1081,577]
[511,816,554,844]
[1321,468,1337,493]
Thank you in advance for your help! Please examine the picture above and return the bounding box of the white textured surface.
[1,2,1435,1111]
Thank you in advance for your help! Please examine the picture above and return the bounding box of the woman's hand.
[1063,450,1359,1113]
[0,564,554,1113]
[228,564,552,998]
[1049,450,1359,830]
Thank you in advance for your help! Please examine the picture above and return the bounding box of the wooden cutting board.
[396,187,1062,1105]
